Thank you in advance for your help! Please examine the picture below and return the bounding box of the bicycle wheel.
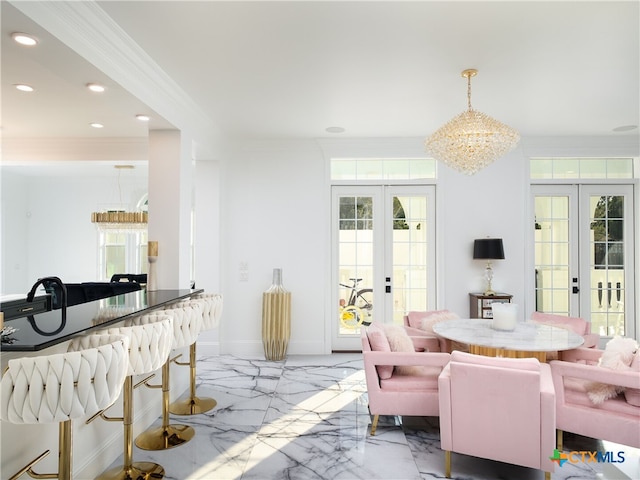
[340,305,364,329]
[355,289,373,325]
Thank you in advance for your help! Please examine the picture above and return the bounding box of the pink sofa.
[361,322,450,435]
[550,347,640,449]
[438,351,556,479]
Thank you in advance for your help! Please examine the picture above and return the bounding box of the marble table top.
[432,318,585,352]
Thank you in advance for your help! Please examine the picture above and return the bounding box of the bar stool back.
[135,302,202,450]
[169,293,223,415]
[91,313,174,480]
[1,334,129,480]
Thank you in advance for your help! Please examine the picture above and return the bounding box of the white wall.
[219,140,327,356]
[217,136,639,357]
[1,170,147,293]
[437,144,529,318]
[1,172,29,293]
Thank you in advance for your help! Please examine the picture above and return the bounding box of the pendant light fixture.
[91,165,147,231]
[425,69,520,175]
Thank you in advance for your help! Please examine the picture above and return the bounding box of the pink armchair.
[438,351,556,479]
[531,312,600,350]
[550,347,640,450]
[403,310,459,352]
[361,322,450,435]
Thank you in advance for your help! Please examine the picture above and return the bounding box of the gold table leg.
[468,344,547,362]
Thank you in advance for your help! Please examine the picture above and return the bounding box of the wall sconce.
[473,238,505,295]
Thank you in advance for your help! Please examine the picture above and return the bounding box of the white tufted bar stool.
[135,301,202,451]
[89,313,174,480]
[169,293,223,415]
[1,334,129,480]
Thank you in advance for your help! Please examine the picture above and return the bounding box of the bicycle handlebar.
[339,278,363,289]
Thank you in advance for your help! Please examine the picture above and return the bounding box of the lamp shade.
[473,238,505,260]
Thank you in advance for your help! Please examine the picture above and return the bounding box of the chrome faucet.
[27,276,67,321]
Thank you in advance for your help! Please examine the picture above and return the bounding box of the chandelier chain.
[467,74,473,110]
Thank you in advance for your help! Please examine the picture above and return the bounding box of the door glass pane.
[534,196,570,314]
[589,195,625,336]
[105,232,126,280]
[391,195,428,324]
[338,196,374,335]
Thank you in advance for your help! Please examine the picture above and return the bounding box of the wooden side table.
[469,293,513,319]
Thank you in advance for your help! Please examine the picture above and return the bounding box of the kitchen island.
[1,288,202,351]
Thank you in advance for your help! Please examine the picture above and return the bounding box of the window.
[530,157,633,179]
[99,229,148,281]
[331,158,437,181]
[96,194,149,281]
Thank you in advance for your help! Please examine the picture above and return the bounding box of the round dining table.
[432,318,585,362]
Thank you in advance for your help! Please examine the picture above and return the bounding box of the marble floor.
[108,354,636,480]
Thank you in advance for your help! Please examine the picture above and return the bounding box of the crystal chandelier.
[425,69,520,175]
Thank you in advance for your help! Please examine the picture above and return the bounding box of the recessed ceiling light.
[12,32,38,46]
[136,114,150,122]
[14,84,34,92]
[612,125,638,132]
[90,123,104,129]
[87,83,106,93]
[326,126,346,134]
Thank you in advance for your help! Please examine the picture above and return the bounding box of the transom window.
[530,157,634,180]
[331,158,436,181]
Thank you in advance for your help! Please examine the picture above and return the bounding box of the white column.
[194,160,221,292]
[148,130,193,289]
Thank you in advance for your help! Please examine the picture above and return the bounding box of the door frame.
[531,183,636,340]
[330,185,436,351]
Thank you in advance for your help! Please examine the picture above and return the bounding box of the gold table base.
[468,344,547,363]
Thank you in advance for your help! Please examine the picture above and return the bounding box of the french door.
[532,184,635,340]
[331,185,436,351]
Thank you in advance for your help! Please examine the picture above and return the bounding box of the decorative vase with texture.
[262,268,291,360]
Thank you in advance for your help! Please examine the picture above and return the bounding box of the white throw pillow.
[383,324,423,376]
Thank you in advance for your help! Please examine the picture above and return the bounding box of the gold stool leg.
[59,419,72,480]
[98,376,165,479]
[135,359,195,450]
[169,343,216,415]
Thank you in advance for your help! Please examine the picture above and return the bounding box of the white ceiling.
[2,1,639,149]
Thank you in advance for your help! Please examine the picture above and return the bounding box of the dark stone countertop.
[1,289,202,352]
